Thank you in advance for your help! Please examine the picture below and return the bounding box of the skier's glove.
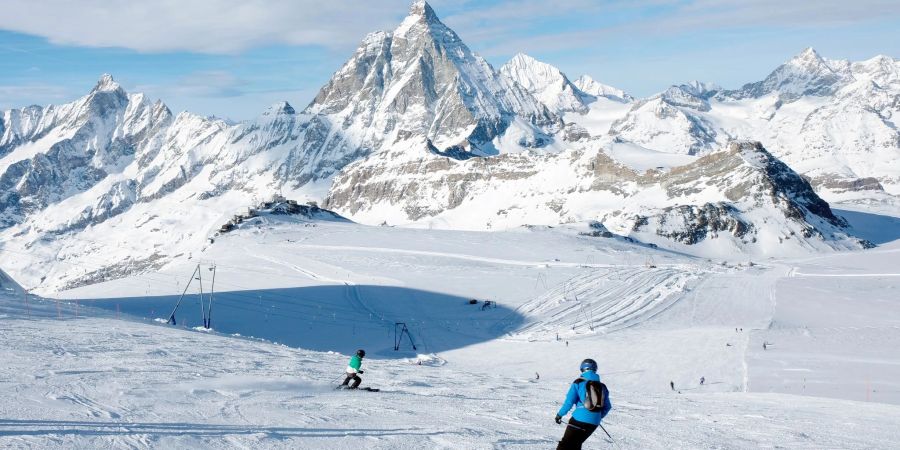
[359,370,364,374]
[555,414,562,424]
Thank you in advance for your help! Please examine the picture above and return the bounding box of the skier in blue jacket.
[555,358,612,450]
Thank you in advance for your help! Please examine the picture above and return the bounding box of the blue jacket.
[557,371,611,425]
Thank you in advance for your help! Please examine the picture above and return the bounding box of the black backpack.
[574,378,607,412]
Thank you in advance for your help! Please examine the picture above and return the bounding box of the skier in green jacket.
[341,349,366,389]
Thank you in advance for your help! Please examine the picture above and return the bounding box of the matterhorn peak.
[409,0,437,21]
[92,73,122,93]
[394,0,451,38]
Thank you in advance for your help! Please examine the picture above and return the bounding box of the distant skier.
[340,349,366,389]
[700,376,705,386]
[670,381,675,391]
[554,358,611,450]
[763,343,768,350]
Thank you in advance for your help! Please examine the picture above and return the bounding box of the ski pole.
[599,423,612,439]
[599,424,623,450]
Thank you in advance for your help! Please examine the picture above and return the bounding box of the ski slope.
[510,266,703,338]
[1,209,900,448]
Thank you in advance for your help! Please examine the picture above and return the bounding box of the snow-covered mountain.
[573,75,633,103]
[0,1,894,292]
[304,0,558,158]
[500,53,591,113]
[603,48,900,198]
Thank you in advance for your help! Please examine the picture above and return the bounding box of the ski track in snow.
[2,303,899,449]
[791,272,900,277]
[244,249,352,285]
[290,243,682,269]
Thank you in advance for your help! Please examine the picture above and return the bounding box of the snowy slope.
[2,212,900,448]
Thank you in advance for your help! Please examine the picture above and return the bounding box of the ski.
[334,385,379,392]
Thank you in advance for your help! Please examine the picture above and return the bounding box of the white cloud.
[0,0,415,54]
[441,0,900,57]
[5,0,897,57]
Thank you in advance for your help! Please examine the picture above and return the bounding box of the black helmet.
[580,358,598,372]
[357,349,366,358]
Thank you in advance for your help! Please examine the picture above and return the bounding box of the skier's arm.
[600,385,612,420]
[556,383,578,417]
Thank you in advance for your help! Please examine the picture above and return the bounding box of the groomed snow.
[2,209,899,448]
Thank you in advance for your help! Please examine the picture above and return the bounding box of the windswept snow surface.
[2,212,900,448]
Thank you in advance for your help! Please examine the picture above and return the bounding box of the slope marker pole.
[205,264,216,329]
[197,266,205,327]
[167,264,199,325]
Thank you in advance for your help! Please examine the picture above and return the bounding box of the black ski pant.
[557,418,598,450]
[341,373,361,389]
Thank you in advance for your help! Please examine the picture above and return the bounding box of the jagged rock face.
[304,1,556,157]
[633,203,752,245]
[633,141,864,248]
[326,138,866,253]
[726,48,849,101]
[0,76,173,227]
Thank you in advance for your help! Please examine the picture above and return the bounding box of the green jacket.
[347,355,363,373]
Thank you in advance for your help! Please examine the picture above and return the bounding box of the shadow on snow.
[78,284,524,358]
[834,208,900,245]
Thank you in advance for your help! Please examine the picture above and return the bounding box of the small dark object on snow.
[468,299,478,305]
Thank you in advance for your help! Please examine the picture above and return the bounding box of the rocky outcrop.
[325,138,867,253]
[633,203,752,245]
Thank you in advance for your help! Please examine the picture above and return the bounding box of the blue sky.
[2,0,899,120]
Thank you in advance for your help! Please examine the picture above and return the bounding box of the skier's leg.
[557,419,597,450]
[341,374,352,386]
[349,374,362,389]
